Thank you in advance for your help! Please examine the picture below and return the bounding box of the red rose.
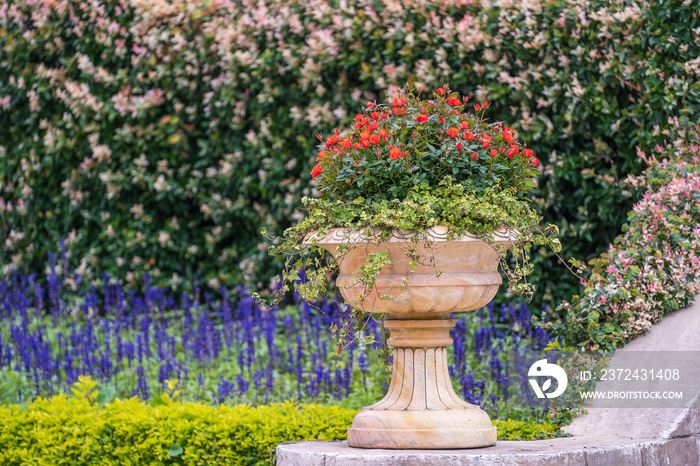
[389,147,402,160]
[416,114,428,123]
[447,127,459,138]
[447,97,461,106]
[325,135,339,148]
[311,163,322,179]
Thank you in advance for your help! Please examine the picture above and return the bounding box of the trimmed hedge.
[0,397,355,465]
[0,394,563,464]
[1,0,699,306]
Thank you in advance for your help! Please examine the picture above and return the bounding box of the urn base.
[347,408,497,449]
[346,335,497,449]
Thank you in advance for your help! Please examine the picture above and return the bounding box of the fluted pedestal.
[347,318,497,449]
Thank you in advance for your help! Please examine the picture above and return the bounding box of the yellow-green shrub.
[0,397,355,466]
[493,419,562,441]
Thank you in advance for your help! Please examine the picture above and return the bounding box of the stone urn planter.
[305,226,518,449]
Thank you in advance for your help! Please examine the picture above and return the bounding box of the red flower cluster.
[310,85,537,189]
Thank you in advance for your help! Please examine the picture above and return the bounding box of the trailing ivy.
[269,179,570,352]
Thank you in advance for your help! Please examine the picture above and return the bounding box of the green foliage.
[0,384,566,466]
[493,419,563,441]
[0,394,355,466]
[1,0,698,306]
[540,122,700,350]
[70,375,99,403]
[270,178,569,347]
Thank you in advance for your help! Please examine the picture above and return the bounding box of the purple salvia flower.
[136,365,150,400]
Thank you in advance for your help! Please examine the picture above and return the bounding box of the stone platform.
[277,296,700,465]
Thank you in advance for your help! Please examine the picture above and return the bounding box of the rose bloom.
[389,147,402,160]
[311,163,322,179]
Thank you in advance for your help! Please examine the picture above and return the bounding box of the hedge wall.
[1,0,698,307]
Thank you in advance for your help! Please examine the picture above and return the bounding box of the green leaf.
[168,444,184,457]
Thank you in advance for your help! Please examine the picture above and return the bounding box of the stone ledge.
[276,437,700,466]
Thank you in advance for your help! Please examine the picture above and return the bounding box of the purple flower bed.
[0,266,385,405]
[0,264,553,422]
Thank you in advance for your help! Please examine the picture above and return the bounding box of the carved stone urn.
[305,226,518,449]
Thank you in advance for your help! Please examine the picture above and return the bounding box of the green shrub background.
[1,0,698,306]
